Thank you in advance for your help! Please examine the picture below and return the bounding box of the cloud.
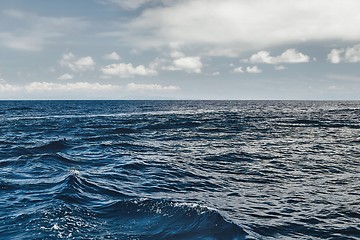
[152,52,203,74]
[0,83,19,92]
[100,63,157,78]
[59,52,96,72]
[246,66,262,74]
[172,56,202,73]
[103,52,121,60]
[126,82,179,91]
[233,66,244,73]
[57,73,74,80]
[328,44,360,63]
[327,49,343,63]
[233,66,262,74]
[0,81,118,93]
[113,0,360,55]
[0,81,179,99]
[25,82,116,92]
[170,50,185,58]
[0,9,88,51]
[249,49,310,64]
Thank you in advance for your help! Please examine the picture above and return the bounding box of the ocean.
[0,100,359,239]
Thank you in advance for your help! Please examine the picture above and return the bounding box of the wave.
[109,127,139,134]
[55,170,131,204]
[94,199,246,240]
[282,119,360,129]
[204,152,275,162]
[30,140,71,153]
[6,107,34,111]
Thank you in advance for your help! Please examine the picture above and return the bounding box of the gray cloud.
[114,0,360,55]
[0,9,89,51]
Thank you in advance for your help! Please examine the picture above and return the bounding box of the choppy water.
[0,100,359,240]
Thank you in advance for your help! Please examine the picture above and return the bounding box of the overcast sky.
[0,0,360,100]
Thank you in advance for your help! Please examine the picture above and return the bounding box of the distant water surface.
[0,100,359,239]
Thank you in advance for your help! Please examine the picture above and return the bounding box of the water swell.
[95,199,246,240]
[30,140,71,154]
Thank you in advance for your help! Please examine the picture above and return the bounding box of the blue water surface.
[0,100,359,239]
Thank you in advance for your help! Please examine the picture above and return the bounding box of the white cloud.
[0,81,179,99]
[100,63,157,78]
[233,65,262,74]
[73,57,96,71]
[233,66,244,73]
[249,49,310,64]
[126,82,179,91]
[165,56,203,73]
[104,52,121,60]
[0,9,88,51]
[115,0,360,55]
[0,81,118,93]
[59,52,96,72]
[57,73,74,80]
[25,82,116,92]
[327,49,343,63]
[327,44,360,63]
[246,66,262,74]
[0,83,19,92]
[345,44,360,63]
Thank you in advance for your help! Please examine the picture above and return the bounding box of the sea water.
[0,100,359,239]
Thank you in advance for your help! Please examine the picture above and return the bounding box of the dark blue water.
[0,100,359,239]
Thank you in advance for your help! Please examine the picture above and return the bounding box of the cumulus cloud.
[0,83,19,92]
[57,73,74,80]
[59,52,96,72]
[113,0,360,55]
[126,82,179,91]
[103,52,121,60]
[0,9,88,51]
[327,49,343,64]
[249,49,310,64]
[172,57,202,73]
[328,44,360,63]
[246,66,262,74]
[233,66,262,74]
[233,66,244,73]
[100,63,157,78]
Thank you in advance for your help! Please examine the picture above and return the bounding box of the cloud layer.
[118,0,360,55]
[0,9,88,51]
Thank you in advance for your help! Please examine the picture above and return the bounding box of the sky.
[0,0,360,100]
